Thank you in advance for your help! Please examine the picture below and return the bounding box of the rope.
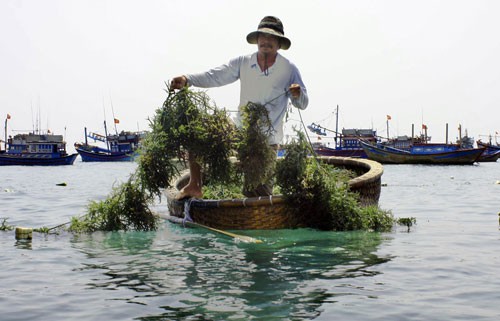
[265,88,289,106]
[297,108,319,159]
[182,199,194,227]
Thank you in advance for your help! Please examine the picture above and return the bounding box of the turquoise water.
[1,161,500,320]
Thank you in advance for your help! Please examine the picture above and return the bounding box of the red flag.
[114,118,120,124]
[422,124,427,130]
[6,114,11,119]
[386,115,392,120]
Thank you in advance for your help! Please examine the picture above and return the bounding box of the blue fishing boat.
[359,140,485,165]
[476,139,500,162]
[0,132,77,166]
[75,124,146,162]
[307,106,379,158]
[310,128,378,158]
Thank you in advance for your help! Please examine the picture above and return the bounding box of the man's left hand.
[289,84,301,98]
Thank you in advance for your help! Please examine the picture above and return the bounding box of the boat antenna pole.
[110,94,118,135]
[104,120,110,151]
[335,105,339,148]
[37,97,41,135]
[31,100,35,134]
[386,116,390,140]
[102,96,110,150]
[4,114,8,150]
[455,123,459,145]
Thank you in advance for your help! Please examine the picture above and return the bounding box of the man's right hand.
[170,76,187,89]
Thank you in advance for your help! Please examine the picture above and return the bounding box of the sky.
[1,0,500,153]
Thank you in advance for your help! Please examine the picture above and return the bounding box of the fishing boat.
[476,139,500,162]
[359,140,484,165]
[310,128,378,158]
[0,132,78,166]
[375,123,498,163]
[165,156,384,230]
[307,106,379,158]
[74,124,147,162]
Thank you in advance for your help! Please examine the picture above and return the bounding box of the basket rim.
[165,156,383,209]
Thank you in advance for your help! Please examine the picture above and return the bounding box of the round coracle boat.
[165,156,384,230]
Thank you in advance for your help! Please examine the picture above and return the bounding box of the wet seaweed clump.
[276,131,393,231]
[1,218,14,231]
[70,87,236,233]
[235,102,276,195]
[396,217,417,232]
[69,175,158,233]
[138,87,236,196]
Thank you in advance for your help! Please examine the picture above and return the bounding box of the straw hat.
[246,16,291,50]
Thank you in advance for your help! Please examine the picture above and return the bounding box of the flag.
[6,114,11,119]
[114,118,120,124]
[422,124,427,130]
[386,115,391,120]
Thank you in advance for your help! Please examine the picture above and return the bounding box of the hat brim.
[246,29,291,50]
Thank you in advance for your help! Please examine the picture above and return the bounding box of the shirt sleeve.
[288,64,309,110]
[185,57,242,88]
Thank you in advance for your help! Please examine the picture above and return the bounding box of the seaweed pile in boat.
[275,131,394,231]
[235,102,276,195]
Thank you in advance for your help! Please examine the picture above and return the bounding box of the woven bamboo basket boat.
[165,156,384,230]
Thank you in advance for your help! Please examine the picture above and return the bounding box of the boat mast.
[335,105,339,148]
[4,115,8,150]
[386,117,390,140]
[102,96,110,150]
[104,120,110,151]
[110,95,118,135]
[446,123,449,144]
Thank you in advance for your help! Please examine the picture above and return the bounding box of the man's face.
[257,33,280,55]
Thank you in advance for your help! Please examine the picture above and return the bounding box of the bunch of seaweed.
[276,131,394,231]
[69,175,157,232]
[235,102,276,195]
[71,87,236,232]
[1,218,14,231]
[137,87,236,197]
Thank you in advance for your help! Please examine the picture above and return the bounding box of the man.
[170,16,309,199]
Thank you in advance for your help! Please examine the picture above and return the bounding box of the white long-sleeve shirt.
[186,52,308,145]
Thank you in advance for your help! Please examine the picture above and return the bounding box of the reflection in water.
[14,239,33,250]
[71,225,392,320]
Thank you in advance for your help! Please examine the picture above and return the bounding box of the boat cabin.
[339,129,377,149]
[6,133,67,155]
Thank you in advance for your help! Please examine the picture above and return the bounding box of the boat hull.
[0,153,78,166]
[76,148,136,162]
[360,141,484,165]
[476,140,500,162]
[313,146,367,158]
[478,151,500,162]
